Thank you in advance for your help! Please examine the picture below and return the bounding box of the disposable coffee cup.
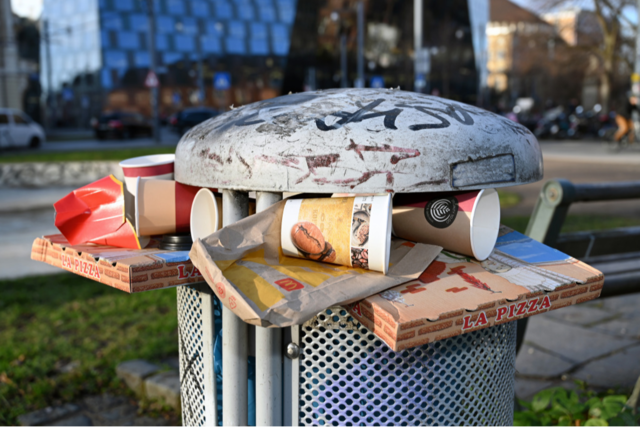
[135,178,203,236]
[120,154,175,197]
[392,189,500,261]
[190,188,223,241]
[281,194,392,274]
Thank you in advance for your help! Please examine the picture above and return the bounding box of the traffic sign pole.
[147,0,160,144]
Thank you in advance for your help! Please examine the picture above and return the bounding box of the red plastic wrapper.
[54,175,144,249]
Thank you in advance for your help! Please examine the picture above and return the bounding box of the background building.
[40,0,489,127]
[0,0,39,116]
[542,8,602,109]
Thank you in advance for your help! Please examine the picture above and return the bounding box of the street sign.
[214,72,231,90]
[415,73,426,89]
[370,75,384,88]
[416,48,431,74]
[145,70,159,88]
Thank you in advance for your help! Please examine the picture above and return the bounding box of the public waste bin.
[174,88,543,426]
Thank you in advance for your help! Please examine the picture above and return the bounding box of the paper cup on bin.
[392,189,500,261]
[190,188,223,241]
[135,177,202,236]
[120,154,175,197]
[281,194,392,274]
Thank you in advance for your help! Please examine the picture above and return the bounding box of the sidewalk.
[516,293,640,399]
[540,140,640,165]
[0,187,68,279]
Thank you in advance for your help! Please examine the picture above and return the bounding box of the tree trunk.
[600,70,611,113]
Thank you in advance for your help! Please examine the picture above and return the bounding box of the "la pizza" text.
[61,255,101,280]
[462,295,552,330]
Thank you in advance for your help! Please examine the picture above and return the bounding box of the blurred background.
[1,0,640,426]
[2,0,636,138]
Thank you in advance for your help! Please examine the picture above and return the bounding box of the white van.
[0,109,46,148]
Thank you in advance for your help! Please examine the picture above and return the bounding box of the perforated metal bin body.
[177,284,517,426]
[298,307,516,426]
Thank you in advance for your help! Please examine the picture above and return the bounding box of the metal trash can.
[177,287,516,426]
[173,88,543,426]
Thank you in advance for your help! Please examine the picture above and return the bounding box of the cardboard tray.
[346,227,604,351]
[31,235,204,293]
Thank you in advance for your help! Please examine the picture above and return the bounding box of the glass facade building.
[41,0,487,126]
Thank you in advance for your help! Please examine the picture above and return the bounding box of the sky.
[11,0,42,20]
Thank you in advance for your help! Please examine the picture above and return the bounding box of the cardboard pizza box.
[347,226,604,350]
[31,234,204,293]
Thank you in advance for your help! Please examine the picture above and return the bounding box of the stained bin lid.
[175,88,542,193]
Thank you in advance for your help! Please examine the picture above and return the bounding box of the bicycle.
[603,116,640,151]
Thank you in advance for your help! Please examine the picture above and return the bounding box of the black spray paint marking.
[395,102,474,130]
[316,99,402,131]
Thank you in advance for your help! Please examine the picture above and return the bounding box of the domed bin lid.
[175,88,543,193]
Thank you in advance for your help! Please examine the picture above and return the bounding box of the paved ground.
[503,141,640,218]
[17,394,173,426]
[515,293,640,399]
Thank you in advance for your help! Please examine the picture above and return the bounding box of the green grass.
[0,147,174,163]
[497,190,522,209]
[501,214,640,235]
[0,273,179,425]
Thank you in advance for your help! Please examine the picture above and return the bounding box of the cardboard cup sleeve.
[281,194,392,274]
[392,189,500,261]
[190,188,223,241]
[135,178,204,236]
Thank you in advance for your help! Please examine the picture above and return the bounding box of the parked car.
[0,109,45,149]
[92,112,153,140]
[170,108,220,134]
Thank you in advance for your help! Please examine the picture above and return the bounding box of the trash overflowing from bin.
[134,177,206,237]
[42,155,605,346]
[281,194,392,272]
[119,153,175,197]
[33,88,606,349]
[53,175,147,249]
[189,199,441,327]
[392,189,501,261]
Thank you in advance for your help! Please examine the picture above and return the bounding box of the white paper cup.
[135,177,203,237]
[190,188,223,241]
[392,189,500,261]
[120,154,175,197]
[281,194,392,274]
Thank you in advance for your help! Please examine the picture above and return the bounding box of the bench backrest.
[525,179,640,298]
[526,179,640,246]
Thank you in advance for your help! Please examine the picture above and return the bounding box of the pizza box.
[347,226,604,350]
[31,234,204,293]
